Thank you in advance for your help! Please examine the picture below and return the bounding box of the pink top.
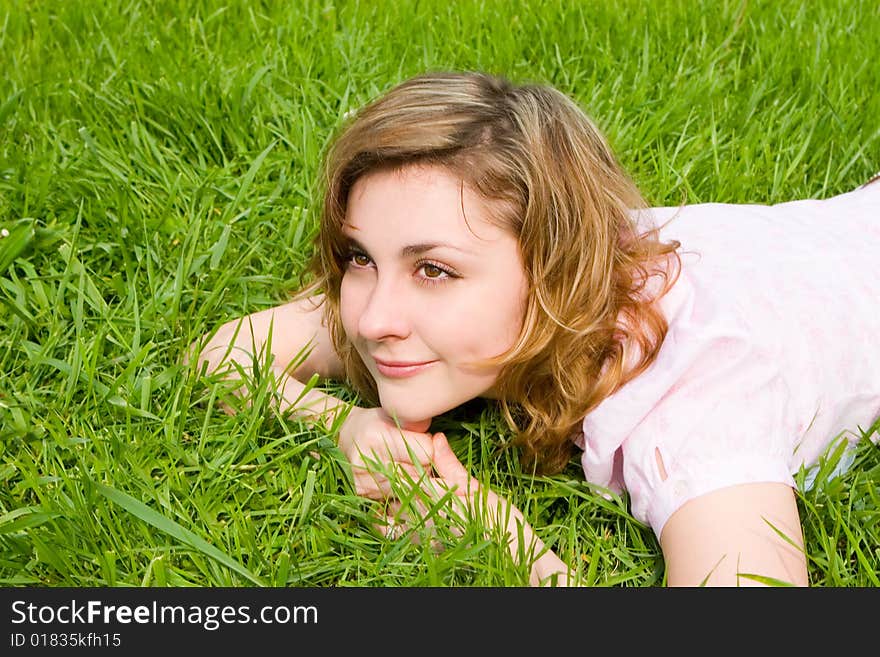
[577,183,880,536]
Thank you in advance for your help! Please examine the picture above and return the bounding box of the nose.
[357,274,410,342]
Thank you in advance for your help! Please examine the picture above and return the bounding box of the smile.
[374,359,437,378]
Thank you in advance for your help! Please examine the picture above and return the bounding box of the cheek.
[471,283,526,343]
[442,295,524,360]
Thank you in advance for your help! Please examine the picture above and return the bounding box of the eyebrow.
[342,235,476,257]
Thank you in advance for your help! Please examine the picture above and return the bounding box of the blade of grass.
[95,482,265,586]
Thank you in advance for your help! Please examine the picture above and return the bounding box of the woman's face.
[339,164,528,426]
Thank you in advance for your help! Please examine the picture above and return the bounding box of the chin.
[377,392,460,426]
[379,402,443,426]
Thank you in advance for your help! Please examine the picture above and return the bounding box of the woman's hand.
[375,431,487,546]
[337,406,435,500]
[427,432,523,532]
[428,433,576,586]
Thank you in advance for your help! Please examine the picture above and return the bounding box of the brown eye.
[414,260,458,287]
[346,251,371,267]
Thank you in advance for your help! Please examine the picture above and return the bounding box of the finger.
[375,501,404,540]
[430,433,470,489]
[354,461,425,500]
[374,500,429,541]
[417,492,465,541]
[355,430,435,469]
[417,476,472,540]
[377,496,451,548]
[354,470,387,500]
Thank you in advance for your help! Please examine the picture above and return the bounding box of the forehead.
[343,165,511,247]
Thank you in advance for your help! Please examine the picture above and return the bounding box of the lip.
[373,358,437,379]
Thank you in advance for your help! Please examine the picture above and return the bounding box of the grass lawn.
[1,0,878,587]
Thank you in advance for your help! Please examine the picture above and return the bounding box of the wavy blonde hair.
[296,71,681,474]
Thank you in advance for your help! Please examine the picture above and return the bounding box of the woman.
[188,71,880,586]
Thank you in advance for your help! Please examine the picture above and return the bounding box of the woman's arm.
[185,293,349,430]
[489,491,577,587]
[187,293,344,382]
[430,433,577,587]
[659,482,808,586]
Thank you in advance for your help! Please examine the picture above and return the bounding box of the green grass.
[1,0,878,587]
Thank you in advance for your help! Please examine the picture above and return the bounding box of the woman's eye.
[346,251,371,267]
[416,261,458,286]
[422,263,445,278]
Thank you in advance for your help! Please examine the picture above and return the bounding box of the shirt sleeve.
[618,333,798,537]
